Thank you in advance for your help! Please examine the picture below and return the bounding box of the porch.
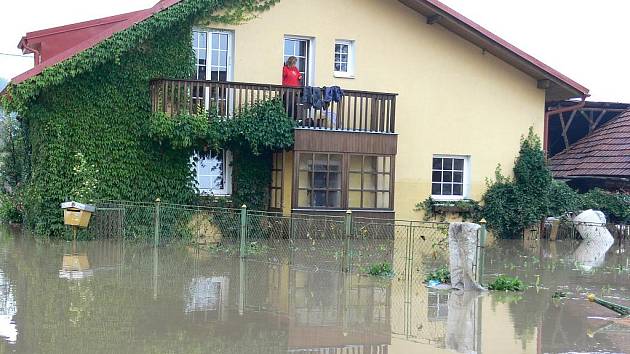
[150,79,397,133]
[150,79,399,216]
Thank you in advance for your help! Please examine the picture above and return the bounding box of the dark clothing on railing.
[301,86,325,110]
[324,86,344,103]
[151,79,396,133]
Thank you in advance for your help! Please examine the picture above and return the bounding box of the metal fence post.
[476,218,487,285]
[154,198,161,247]
[240,205,248,258]
[343,210,353,272]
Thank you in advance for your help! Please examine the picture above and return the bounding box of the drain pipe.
[21,40,41,66]
[544,95,587,153]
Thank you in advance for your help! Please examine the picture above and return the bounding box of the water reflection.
[0,270,16,344]
[0,229,627,353]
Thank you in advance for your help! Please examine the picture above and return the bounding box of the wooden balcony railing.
[151,79,397,133]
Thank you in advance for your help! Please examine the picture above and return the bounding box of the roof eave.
[400,0,589,101]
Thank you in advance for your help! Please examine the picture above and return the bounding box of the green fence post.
[240,205,248,258]
[343,210,353,273]
[477,218,487,285]
[289,214,295,265]
[154,198,161,247]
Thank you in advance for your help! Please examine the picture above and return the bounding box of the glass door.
[193,30,233,115]
[284,37,310,86]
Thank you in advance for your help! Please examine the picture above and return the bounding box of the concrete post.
[240,205,248,258]
[154,198,161,247]
[343,210,353,273]
[449,222,485,291]
[476,219,487,285]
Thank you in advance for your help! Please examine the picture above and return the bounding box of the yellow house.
[11,0,588,221]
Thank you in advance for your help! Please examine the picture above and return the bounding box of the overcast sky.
[1,0,628,102]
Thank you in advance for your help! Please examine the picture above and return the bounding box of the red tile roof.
[549,110,630,179]
[10,0,589,100]
[11,0,180,85]
[19,10,146,66]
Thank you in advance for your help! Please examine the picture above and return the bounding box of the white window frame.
[283,35,316,86]
[430,154,470,201]
[192,150,233,196]
[334,39,355,78]
[193,28,234,82]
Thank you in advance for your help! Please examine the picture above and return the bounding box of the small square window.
[334,40,355,78]
[431,155,469,200]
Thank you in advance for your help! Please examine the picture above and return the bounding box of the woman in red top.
[282,56,303,87]
[282,56,302,118]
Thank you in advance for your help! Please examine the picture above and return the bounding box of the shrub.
[548,180,582,216]
[488,275,524,292]
[581,189,630,223]
[0,193,22,224]
[424,265,451,283]
[366,262,394,277]
[482,129,552,238]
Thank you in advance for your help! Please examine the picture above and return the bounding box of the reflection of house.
[7,0,588,221]
[549,110,630,192]
[290,271,391,352]
[247,262,392,352]
[0,270,17,344]
[185,276,229,320]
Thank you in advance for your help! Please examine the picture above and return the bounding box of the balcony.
[150,79,397,133]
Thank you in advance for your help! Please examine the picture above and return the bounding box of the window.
[431,155,468,199]
[284,37,310,85]
[427,290,449,321]
[192,31,208,80]
[349,155,392,209]
[270,152,283,210]
[334,40,354,77]
[193,150,232,196]
[297,153,342,208]
[193,30,232,81]
[193,29,233,113]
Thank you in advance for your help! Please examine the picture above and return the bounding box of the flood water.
[0,226,627,354]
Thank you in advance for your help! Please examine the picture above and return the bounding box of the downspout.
[21,40,41,66]
[543,95,587,153]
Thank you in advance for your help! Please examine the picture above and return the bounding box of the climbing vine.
[148,98,295,210]
[0,0,281,236]
[415,197,482,222]
[147,98,294,154]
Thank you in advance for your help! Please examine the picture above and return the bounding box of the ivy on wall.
[147,98,294,154]
[148,98,295,210]
[0,0,282,236]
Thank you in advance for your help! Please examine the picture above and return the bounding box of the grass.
[488,275,524,291]
[366,262,394,277]
[424,265,451,283]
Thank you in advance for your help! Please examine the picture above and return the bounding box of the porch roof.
[549,110,630,179]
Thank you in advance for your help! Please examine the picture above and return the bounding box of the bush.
[366,262,394,277]
[488,275,524,291]
[581,189,630,223]
[482,129,552,238]
[0,193,22,223]
[548,180,582,216]
[424,265,451,283]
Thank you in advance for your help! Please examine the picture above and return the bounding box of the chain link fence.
[86,201,450,274]
[542,217,629,244]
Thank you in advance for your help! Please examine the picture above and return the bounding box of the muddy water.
[0,227,627,354]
